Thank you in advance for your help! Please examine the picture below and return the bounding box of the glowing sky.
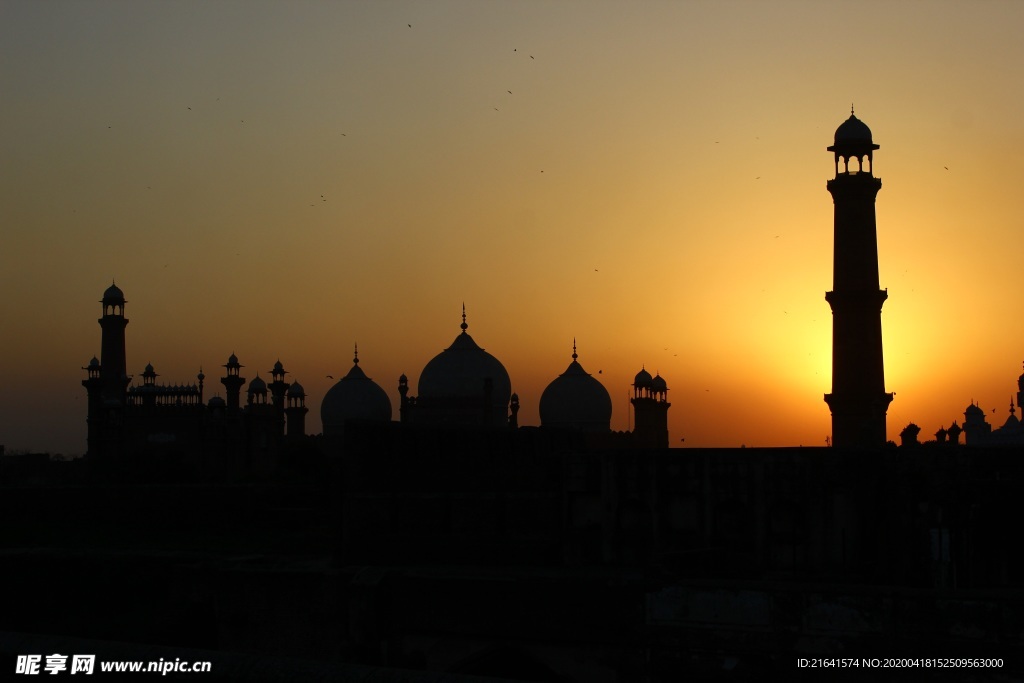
[4,0,1024,455]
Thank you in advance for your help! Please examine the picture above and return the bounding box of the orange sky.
[3,0,1024,455]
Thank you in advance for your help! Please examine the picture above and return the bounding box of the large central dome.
[416,308,512,427]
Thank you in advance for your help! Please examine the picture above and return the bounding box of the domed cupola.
[651,373,667,393]
[102,282,125,305]
[634,367,653,390]
[247,374,268,405]
[833,111,874,146]
[539,340,612,431]
[320,345,392,437]
[828,106,879,176]
[415,305,512,427]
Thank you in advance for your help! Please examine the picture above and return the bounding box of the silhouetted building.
[823,110,893,447]
[81,284,309,478]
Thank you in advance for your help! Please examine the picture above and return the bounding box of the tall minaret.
[99,282,130,404]
[823,109,893,447]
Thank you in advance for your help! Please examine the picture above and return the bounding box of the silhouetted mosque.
[81,284,671,473]
[6,111,1024,682]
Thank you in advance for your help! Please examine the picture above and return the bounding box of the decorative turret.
[247,375,268,406]
[285,380,308,439]
[99,281,130,404]
[631,366,671,448]
[81,356,103,457]
[269,360,289,414]
[221,353,245,413]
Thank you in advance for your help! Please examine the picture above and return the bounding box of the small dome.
[88,357,99,367]
[540,349,612,431]
[208,396,226,408]
[247,376,267,394]
[651,373,667,392]
[965,402,985,419]
[272,360,285,374]
[634,367,653,388]
[227,353,239,365]
[321,359,392,436]
[287,381,305,397]
[102,283,125,303]
[144,363,155,373]
[833,113,873,145]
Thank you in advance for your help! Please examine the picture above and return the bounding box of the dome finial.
[851,103,854,116]
[572,338,578,361]
[461,303,468,332]
[353,342,359,365]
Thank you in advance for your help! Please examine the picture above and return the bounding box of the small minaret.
[141,362,158,409]
[285,381,308,439]
[631,367,671,448]
[221,353,245,413]
[269,360,289,416]
[82,357,103,456]
[99,282,130,404]
[823,108,893,447]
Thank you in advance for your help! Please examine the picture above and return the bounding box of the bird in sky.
[326,375,334,379]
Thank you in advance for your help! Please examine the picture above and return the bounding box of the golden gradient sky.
[3,0,1024,455]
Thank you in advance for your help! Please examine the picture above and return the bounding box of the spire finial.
[353,342,359,365]
[1012,397,1016,417]
[572,337,578,361]
[851,103,855,115]
[461,303,468,332]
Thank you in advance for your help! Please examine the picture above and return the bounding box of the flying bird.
[326,375,334,379]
